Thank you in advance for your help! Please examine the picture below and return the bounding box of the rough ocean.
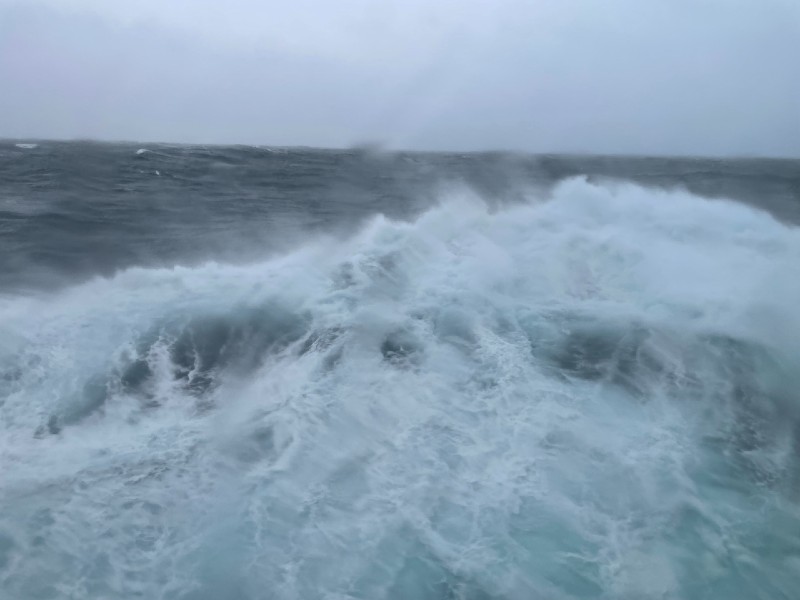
[1,141,800,599]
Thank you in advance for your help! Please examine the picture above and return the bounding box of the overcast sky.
[1,0,798,156]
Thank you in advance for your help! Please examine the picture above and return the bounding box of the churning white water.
[1,179,799,599]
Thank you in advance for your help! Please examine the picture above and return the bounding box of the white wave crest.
[1,179,799,599]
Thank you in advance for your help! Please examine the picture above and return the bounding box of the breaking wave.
[1,179,800,599]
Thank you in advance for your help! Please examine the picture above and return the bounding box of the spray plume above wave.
[1,143,800,599]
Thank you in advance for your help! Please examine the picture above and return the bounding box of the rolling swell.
[0,175,800,598]
[2,141,799,293]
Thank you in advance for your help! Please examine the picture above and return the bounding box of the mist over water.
[1,142,800,599]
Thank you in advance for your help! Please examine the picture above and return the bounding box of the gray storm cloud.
[0,0,798,156]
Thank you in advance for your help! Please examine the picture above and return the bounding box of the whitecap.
[2,180,799,598]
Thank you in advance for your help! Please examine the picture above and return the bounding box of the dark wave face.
[1,141,800,599]
[2,141,799,293]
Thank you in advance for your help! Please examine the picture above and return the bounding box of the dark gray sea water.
[1,140,800,599]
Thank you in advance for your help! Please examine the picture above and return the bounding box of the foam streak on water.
[1,179,799,599]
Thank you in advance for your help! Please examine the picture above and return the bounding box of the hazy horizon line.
[4,136,800,163]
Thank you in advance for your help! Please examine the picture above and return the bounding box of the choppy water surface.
[1,142,800,599]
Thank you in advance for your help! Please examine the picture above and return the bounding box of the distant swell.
[1,179,800,599]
